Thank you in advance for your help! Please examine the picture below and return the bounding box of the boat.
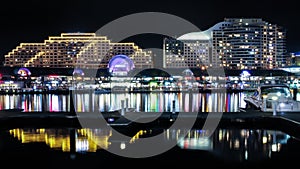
[243,84,300,112]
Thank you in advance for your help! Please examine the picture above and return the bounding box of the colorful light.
[108,55,135,76]
[17,67,31,76]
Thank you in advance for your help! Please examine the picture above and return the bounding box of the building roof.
[177,21,230,41]
[177,30,211,40]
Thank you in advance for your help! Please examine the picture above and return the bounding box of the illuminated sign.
[17,67,31,76]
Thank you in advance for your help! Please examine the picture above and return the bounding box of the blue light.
[108,118,114,122]
[240,70,251,77]
[108,55,135,76]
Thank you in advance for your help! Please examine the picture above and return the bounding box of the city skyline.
[3,18,290,70]
[1,0,299,65]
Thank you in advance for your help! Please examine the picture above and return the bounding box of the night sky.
[0,0,299,64]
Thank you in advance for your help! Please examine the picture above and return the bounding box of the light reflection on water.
[0,92,249,112]
[4,127,295,162]
[175,128,291,162]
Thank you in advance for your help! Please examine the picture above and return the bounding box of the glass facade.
[163,18,287,70]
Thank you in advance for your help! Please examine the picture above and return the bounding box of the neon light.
[108,55,135,75]
[17,67,31,76]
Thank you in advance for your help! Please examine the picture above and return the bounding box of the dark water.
[0,92,249,112]
[1,92,300,168]
[1,126,300,168]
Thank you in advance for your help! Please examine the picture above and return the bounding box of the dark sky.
[0,0,299,63]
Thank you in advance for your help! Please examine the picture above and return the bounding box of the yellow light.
[262,136,268,144]
[271,96,278,101]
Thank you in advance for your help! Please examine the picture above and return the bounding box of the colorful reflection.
[0,92,249,112]
[7,127,292,161]
[9,128,112,152]
[168,128,291,161]
[0,94,68,112]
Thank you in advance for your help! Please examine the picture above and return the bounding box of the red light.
[48,75,59,78]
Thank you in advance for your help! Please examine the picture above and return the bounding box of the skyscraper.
[163,18,287,69]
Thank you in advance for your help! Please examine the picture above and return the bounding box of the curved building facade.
[163,18,287,70]
[108,55,135,76]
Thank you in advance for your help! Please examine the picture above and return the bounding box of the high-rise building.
[4,33,153,69]
[163,18,287,69]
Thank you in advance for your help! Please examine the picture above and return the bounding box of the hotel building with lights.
[163,18,287,69]
[4,33,153,69]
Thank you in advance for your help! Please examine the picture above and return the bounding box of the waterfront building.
[4,33,153,69]
[163,18,287,69]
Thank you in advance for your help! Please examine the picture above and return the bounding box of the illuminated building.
[4,33,153,69]
[163,18,287,69]
[108,55,135,76]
